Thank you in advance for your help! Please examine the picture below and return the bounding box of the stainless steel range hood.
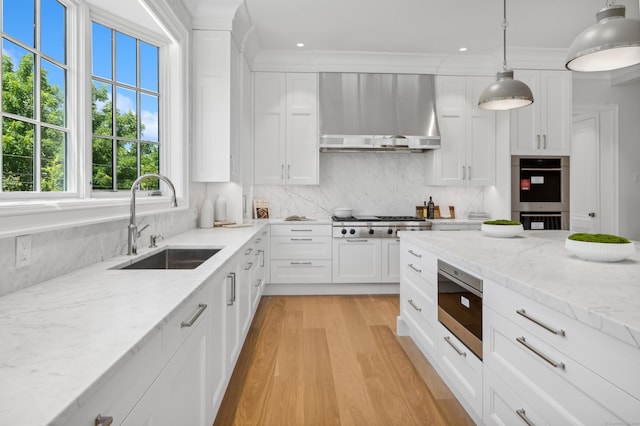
[319,72,440,152]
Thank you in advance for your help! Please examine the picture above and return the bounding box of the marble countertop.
[0,222,268,426]
[399,230,640,349]
[428,218,484,224]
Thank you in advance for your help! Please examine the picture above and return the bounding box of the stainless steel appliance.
[319,73,440,152]
[332,215,432,238]
[511,156,570,230]
[437,260,483,359]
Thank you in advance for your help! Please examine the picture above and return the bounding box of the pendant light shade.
[566,4,640,72]
[478,70,534,110]
[478,0,534,110]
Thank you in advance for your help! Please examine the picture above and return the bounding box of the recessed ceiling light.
[296,43,305,48]
[459,47,468,52]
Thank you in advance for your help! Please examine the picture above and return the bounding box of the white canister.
[214,195,227,222]
[199,199,214,228]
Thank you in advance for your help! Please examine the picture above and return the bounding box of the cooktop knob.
[341,228,347,235]
[387,229,393,235]
[368,229,374,235]
[349,228,356,235]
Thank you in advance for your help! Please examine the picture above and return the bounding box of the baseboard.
[263,282,399,296]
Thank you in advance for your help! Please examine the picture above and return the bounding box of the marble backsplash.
[253,152,486,219]
[0,183,206,297]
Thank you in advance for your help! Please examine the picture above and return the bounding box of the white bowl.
[565,238,635,262]
[481,223,524,238]
[333,208,353,218]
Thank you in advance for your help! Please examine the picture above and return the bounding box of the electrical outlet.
[16,235,31,268]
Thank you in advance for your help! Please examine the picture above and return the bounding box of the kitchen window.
[91,22,161,192]
[0,0,188,237]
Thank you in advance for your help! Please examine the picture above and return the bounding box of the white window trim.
[0,0,190,239]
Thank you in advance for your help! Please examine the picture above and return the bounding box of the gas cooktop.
[332,215,426,222]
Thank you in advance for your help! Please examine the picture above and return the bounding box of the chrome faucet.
[128,173,178,255]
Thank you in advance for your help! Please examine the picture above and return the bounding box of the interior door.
[570,113,600,233]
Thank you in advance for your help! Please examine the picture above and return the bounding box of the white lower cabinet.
[332,238,382,283]
[381,238,400,282]
[270,224,332,284]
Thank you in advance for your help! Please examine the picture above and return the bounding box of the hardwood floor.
[214,295,474,426]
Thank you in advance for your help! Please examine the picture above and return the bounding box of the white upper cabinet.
[426,76,496,186]
[254,72,319,185]
[191,30,246,183]
[510,70,572,156]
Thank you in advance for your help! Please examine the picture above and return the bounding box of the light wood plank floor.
[214,295,474,426]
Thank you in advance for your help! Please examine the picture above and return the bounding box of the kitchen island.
[397,230,640,425]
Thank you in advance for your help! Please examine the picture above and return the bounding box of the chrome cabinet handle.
[287,164,291,179]
[280,164,285,179]
[244,262,253,271]
[181,303,207,328]
[227,272,236,306]
[255,278,262,288]
[346,239,368,242]
[257,249,265,267]
[245,248,253,255]
[291,238,313,241]
[255,238,262,244]
[516,336,565,369]
[462,165,466,180]
[408,249,422,258]
[536,134,541,149]
[290,261,312,265]
[516,408,535,426]
[468,166,471,180]
[408,299,422,312]
[408,263,422,273]
[95,415,113,426]
[291,229,312,232]
[543,134,547,149]
[444,336,466,357]
[516,309,565,336]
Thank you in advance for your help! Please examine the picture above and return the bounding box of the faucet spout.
[128,173,178,255]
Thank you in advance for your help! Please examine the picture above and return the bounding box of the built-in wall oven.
[511,156,570,230]
[437,260,483,359]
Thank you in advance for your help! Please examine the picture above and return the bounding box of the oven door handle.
[438,270,482,298]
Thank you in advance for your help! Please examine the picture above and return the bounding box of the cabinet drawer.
[400,280,438,358]
[484,306,640,425]
[400,240,437,276]
[270,259,332,283]
[401,271,436,325]
[437,323,483,419]
[484,367,549,426]
[270,224,331,236]
[163,285,210,364]
[271,236,332,259]
[485,279,640,400]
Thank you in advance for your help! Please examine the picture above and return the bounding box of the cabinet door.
[254,72,286,184]
[381,238,401,282]
[192,30,232,182]
[429,76,466,185]
[123,304,211,426]
[332,238,382,283]
[509,70,541,155]
[466,77,496,186]
[285,73,319,185]
[209,273,228,417]
[541,71,572,155]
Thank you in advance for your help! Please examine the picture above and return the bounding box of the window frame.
[0,0,190,238]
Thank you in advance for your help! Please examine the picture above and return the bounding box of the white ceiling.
[183,0,640,57]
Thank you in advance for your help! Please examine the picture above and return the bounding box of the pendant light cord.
[502,0,508,71]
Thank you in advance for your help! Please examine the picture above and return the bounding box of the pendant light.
[566,0,640,72]
[478,0,534,110]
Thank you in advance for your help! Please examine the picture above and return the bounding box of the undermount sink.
[115,247,222,270]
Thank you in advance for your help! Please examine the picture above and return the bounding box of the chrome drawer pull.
[227,272,236,305]
[290,261,312,265]
[408,249,422,258]
[347,239,368,242]
[291,229,312,232]
[95,415,113,426]
[516,408,535,426]
[244,262,253,270]
[516,309,565,336]
[255,278,262,288]
[291,238,313,241]
[408,263,422,273]
[444,336,466,357]
[516,336,565,369]
[181,304,207,328]
[244,248,253,255]
[408,299,422,312]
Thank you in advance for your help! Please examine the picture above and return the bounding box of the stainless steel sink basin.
[115,247,221,270]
